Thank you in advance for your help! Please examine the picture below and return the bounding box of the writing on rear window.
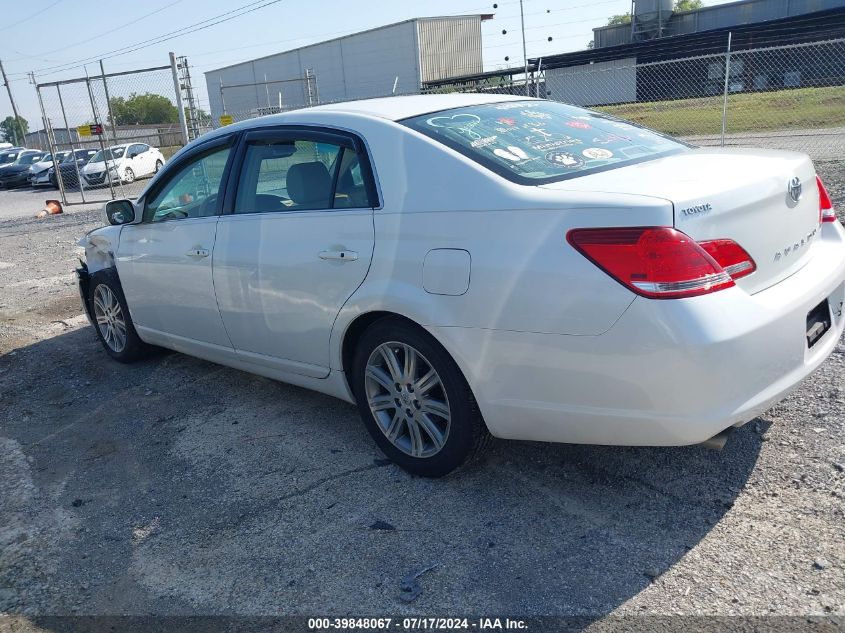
[402,100,687,184]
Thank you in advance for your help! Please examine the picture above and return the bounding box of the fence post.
[84,72,117,200]
[34,80,67,205]
[99,60,121,152]
[720,32,732,147]
[55,84,86,205]
[170,52,189,146]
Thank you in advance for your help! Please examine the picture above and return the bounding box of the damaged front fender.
[77,225,122,275]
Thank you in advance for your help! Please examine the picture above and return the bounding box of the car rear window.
[401,100,688,185]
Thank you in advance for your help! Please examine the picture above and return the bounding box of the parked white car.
[80,143,165,187]
[77,94,845,476]
[29,150,71,186]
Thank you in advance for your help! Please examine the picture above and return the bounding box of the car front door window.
[144,145,231,222]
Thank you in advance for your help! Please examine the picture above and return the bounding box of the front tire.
[154,159,163,173]
[352,317,489,477]
[88,270,147,363]
[123,167,135,183]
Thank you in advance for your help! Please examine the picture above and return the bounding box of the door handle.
[319,250,358,261]
[186,248,210,259]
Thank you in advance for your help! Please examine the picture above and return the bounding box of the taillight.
[817,176,836,223]
[698,239,756,280]
[567,227,738,299]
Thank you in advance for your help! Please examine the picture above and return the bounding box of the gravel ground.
[0,162,844,629]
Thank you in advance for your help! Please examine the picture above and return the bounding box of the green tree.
[605,1,703,26]
[675,0,704,11]
[186,107,212,126]
[606,12,632,25]
[109,93,178,125]
[0,115,28,145]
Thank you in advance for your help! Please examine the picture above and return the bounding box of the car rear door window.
[233,133,375,214]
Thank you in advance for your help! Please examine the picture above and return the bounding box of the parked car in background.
[29,151,71,187]
[77,94,845,477]
[0,147,26,167]
[49,148,98,189]
[0,150,45,189]
[81,143,165,187]
[0,142,13,150]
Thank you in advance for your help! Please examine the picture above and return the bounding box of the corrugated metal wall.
[417,16,483,83]
[545,58,637,106]
[205,20,422,120]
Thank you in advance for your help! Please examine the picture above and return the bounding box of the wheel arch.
[338,310,489,432]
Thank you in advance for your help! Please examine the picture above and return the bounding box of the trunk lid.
[542,147,821,294]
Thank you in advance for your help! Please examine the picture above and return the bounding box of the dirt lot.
[1,163,844,627]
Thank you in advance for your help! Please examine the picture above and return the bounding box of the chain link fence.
[34,56,189,206]
[542,38,845,162]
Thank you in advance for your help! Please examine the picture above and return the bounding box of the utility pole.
[178,56,200,139]
[0,59,23,146]
[519,0,528,96]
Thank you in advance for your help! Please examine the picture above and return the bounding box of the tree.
[675,0,704,11]
[186,107,212,126]
[108,93,178,126]
[604,1,704,26]
[0,115,27,144]
[606,12,632,25]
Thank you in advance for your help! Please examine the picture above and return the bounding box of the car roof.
[303,93,536,121]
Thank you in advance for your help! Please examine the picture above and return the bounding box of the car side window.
[234,139,345,214]
[333,149,371,208]
[143,144,231,223]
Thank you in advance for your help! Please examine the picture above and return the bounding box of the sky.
[0,0,737,131]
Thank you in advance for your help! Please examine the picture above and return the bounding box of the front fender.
[78,225,122,274]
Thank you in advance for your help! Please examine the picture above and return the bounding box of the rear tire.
[88,269,147,363]
[351,317,489,477]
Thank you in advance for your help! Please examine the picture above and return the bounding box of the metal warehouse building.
[204,15,488,121]
[535,0,845,107]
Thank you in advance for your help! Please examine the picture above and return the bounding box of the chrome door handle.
[319,250,358,261]
[186,248,209,258]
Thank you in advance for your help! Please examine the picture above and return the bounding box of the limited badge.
[545,151,584,168]
[582,147,613,160]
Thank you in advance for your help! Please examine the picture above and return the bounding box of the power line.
[11,0,287,79]
[0,0,64,34]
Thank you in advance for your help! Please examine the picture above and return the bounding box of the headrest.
[286,161,331,207]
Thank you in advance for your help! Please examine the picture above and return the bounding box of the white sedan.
[77,94,845,477]
[80,143,165,187]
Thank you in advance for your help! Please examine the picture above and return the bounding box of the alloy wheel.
[124,167,135,183]
[92,284,127,353]
[364,341,451,458]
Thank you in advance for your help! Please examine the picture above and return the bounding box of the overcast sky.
[0,0,737,131]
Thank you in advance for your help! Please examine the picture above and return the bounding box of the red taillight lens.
[698,239,756,280]
[817,176,836,223]
[567,227,735,299]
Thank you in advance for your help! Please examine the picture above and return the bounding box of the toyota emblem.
[788,177,802,203]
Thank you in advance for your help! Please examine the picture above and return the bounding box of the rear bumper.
[431,221,845,446]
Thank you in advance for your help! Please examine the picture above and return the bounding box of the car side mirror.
[128,152,138,158]
[103,199,135,226]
